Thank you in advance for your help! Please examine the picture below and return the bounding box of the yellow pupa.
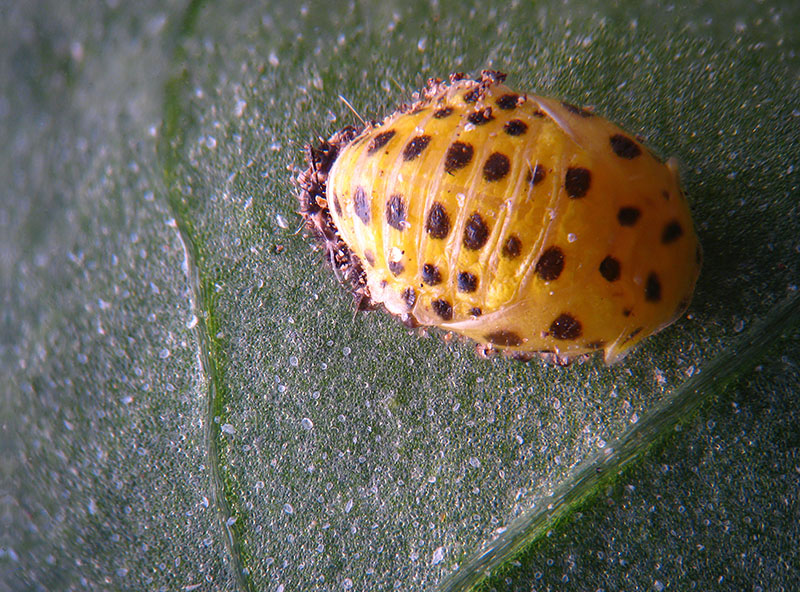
[298,71,701,364]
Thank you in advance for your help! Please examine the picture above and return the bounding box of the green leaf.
[6,1,799,591]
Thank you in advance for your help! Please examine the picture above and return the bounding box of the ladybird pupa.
[297,71,701,364]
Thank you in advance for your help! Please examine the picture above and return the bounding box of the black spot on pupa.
[432,298,453,320]
[332,193,343,217]
[531,109,545,118]
[549,313,582,340]
[367,130,396,154]
[425,202,451,239]
[496,94,519,109]
[622,308,632,317]
[624,327,643,343]
[527,164,546,185]
[503,119,528,136]
[587,340,606,350]
[385,194,406,230]
[502,235,522,259]
[463,213,490,250]
[457,271,478,292]
[599,255,621,282]
[434,106,454,118]
[565,167,591,198]
[388,260,404,276]
[469,307,482,317]
[609,134,642,159]
[485,330,523,347]
[645,272,662,302]
[422,263,442,286]
[467,109,494,125]
[402,135,431,161]
[354,186,371,224]
[463,89,480,103]
[364,249,375,266]
[617,206,641,226]
[535,246,565,281]
[483,152,511,182]
[445,141,474,173]
[662,190,670,200]
[661,220,684,244]
[402,287,417,309]
[561,101,593,117]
